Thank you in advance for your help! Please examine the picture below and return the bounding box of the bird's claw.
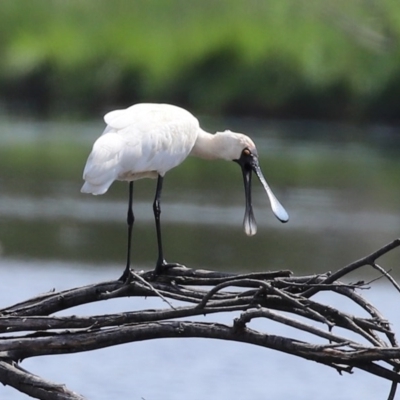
[153,261,186,279]
[118,266,134,283]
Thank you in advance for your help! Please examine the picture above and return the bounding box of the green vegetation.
[1,0,400,120]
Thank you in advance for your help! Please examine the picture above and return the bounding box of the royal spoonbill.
[81,103,288,278]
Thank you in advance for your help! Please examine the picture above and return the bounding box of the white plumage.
[82,103,199,194]
[81,103,288,277]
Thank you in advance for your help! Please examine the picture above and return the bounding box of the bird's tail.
[80,181,109,195]
[81,133,123,195]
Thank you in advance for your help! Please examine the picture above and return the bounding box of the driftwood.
[0,238,399,400]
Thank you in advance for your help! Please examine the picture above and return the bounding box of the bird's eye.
[242,148,251,156]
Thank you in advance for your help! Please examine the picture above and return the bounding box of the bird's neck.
[190,129,231,161]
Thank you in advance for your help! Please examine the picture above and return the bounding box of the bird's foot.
[152,261,186,279]
[118,266,134,283]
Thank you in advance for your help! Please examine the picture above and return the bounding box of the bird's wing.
[104,103,197,131]
[81,133,124,195]
[104,109,133,130]
[103,104,200,175]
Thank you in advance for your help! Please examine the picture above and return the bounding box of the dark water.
[0,118,399,399]
[0,118,398,276]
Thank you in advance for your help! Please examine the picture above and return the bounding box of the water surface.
[0,118,399,399]
[0,261,399,400]
[0,118,398,275]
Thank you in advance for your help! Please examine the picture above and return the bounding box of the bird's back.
[81,103,200,195]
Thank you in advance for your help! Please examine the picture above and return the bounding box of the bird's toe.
[153,261,187,278]
[118,266,134,283]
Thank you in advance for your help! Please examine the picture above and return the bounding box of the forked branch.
[0,239,399,400]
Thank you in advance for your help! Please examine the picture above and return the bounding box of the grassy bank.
[1,0,400,121]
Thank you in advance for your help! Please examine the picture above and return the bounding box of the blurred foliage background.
[1,0,400,121]
[0,0,398,284]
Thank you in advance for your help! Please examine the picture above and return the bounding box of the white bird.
[81,103,289,279]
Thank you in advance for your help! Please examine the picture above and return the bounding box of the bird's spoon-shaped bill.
[243,206,257,236]
[253,164,289,223]
[242,166,258,236]
[242,160,289,237]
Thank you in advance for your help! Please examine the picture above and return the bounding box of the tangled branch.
[0,239,399,399]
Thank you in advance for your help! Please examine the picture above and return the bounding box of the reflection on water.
[0,118,398,276]
[0,191,398,275]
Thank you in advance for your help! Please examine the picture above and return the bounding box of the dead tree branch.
[0,238,399,399]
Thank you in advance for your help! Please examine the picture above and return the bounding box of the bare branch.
[0,238,399,399]
[0,360,86,400]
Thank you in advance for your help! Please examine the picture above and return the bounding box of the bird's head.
[216,130,289,236]
[214,130,258,160]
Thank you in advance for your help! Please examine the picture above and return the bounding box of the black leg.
[153,175,166,273]
[153,175,185,276]
[119,181,134,281]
